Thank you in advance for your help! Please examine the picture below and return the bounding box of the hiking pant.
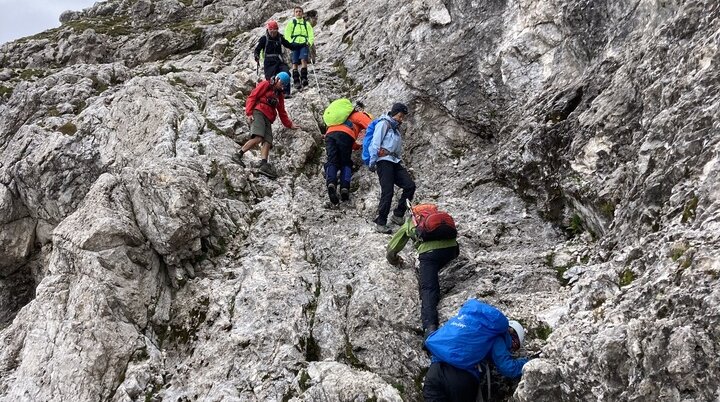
[374,160,415,226]
[424,362,479,402]
[419,245,460,330]
[263,58,291,96]
[325,132,354,188]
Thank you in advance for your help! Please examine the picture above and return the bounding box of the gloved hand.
[386,252,402,266]
[368,164,377,172]
[527,351,542,360]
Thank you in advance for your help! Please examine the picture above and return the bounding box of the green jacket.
[284,18,314,45]
[386,219,458,261]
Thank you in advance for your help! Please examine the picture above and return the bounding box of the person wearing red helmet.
[254,20,303,98]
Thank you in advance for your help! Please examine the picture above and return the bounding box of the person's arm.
[386,220,411,264]
[490,336,529,379]
[307,23,314,46]
[369,120,388,167]
[254,36,265,61]
[245,81,267,116]
[283,21,293,43]
[276,96,293,128]
[281,36,302,50]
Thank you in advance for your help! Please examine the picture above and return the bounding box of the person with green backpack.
[322,99,372,204]
[386,202,459,338]
[284,6,315,90]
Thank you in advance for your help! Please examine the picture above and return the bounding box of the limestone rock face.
[1,0,719,401]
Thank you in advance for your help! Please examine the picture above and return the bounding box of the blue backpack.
[425,299,509,371]
[361,117,388,166]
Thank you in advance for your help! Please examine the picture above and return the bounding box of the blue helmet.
[276,72,290,85]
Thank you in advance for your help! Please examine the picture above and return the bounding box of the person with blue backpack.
[423,299,531,402]
[363,102,416,233]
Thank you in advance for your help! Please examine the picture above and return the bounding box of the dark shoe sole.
[257,169,278,179]
[328,186,339,205]
[340,189,349,201]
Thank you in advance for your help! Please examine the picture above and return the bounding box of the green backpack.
[323,98,354,126]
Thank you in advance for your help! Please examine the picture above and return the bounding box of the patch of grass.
[555,264,571,286]
[670,244,688,261]
[64,16,132,36]
[599,201,616,220]
[208,159,219,179]
[18,69,46,80]
[681,195,698,223]
[298,369,311,391]
[619,269,635,287]
[450,148,464,159]
[58,122,77,135]
[568,213,584,236]
[0,85,12,99]
[532,322,553,341]
[391,382,405,395]
[222,168,236,196]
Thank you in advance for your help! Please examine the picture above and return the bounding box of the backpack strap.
[290,19,309,41]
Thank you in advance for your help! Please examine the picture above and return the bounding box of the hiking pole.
[310,61,320,92]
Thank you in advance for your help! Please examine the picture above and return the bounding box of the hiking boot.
[340,188,349,202]
[257,162,278,179]
[327,183,339,205]
[302,79,309,87]
[390,214,405,226]
[294,81,302,90]
[232,153,245,167]
[375,223,392,234]
[285,93,293,99]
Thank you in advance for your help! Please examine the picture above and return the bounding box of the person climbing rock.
[254,20,302,98]
[283,6,314,90]
[423,299,531,402]
[324,100,371,205]
[234,72,297,178]
[386,203,458,336]
[367,102,415,233]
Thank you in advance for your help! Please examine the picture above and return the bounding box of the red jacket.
[245,80,293,128]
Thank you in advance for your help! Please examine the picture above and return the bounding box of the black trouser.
[424,362,479,402]
[263,58,290,95]
[374,160,415,225]
[419,245,459,330]
[325,132,354,188]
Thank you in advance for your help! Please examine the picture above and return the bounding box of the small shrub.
[681,195,698,223]
[619,269,635,286]
[58,122,77,135]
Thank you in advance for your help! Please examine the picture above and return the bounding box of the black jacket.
[254,32,301,62]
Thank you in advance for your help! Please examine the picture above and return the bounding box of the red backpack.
[411,204,457,241]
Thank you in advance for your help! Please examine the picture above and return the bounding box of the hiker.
[367,102,415,233]
[423,299,531,402]
[386,203,458,336]
[254,20,301,98]
[233,72,297,178]
[304,10,318,64]
[283,6,314,90]
[324,100,372,204]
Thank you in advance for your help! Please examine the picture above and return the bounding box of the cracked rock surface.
[1,0,718,401]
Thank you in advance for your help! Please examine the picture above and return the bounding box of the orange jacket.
[326,111,372,141]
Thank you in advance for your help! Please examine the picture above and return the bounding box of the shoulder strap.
[291,19,298,37]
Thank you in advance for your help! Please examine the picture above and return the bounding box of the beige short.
[250,110,273,145]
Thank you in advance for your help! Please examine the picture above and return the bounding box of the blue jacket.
[431,332,528,379]
[368,115,402,166]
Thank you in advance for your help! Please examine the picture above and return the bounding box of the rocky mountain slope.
[0,0,718,401]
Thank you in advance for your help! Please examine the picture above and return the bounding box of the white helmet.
[508,320,526,345]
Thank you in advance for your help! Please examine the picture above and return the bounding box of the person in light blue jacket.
[368,102,416,233]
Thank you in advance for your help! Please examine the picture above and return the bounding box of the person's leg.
[423,363,448,402]
[260,141,271,161]
[279,63,291,96]
[418,251,442,331]
[300,46,309,86]
[374,161,396,226]
[324,135,340,186]
[241,136,263,153]
[392,163,416,219]
[440,363,480,402]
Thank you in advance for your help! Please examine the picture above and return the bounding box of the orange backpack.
[410,203,457,241]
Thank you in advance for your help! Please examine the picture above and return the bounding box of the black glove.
[527,351,542,360]
[386,252,401,266]
[368,164,377,173]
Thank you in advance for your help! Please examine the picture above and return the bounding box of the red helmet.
[266,20,279,30]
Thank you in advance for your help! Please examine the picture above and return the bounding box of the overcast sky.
[0,0,99,45]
